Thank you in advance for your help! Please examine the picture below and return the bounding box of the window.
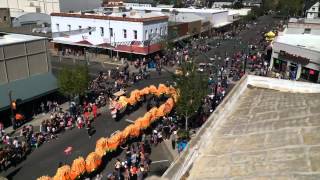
[156,28,158,34]
[88,27,92,35]
[79,25,82,29]
[312,7,315,11]
[304,28,311,34]
[150,29,153,35]
[109,28,113,37]
[100,27,104,36]
[56,23,60,32]
[123,29,127,38]
[67,24,71,31]
[160,27,162,35]
[134,30,137,39]
[145,30,148,40]
[3,16,6,21]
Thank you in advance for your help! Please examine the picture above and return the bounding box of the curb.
[161,139,179,162]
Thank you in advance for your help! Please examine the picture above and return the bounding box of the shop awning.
[0,73,58,110]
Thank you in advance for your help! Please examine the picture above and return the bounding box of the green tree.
[173,0,183,8]
[174,61,208,131]
[233,1,244,9]
[262,0,303,16]
[58,65,89,98]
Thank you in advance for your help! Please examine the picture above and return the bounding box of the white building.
[270,34,320,82]
[123,0,155,8]
[0,0,102,17]
[129,7,230,28]
[270,18,320,82]
[51,11,168,55]
[212,0,235,8]
[305,1,319,19]
[285,18,320,35]
[242,0,262,7]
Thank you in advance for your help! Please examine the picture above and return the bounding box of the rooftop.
[168,13,205,23]
[0,32,46,46]
[228,8,251,16]
[51,11,168,22]
[123,0,155,4]
[129,6,228,14]
[110,11,164,18]
[163,75,320,180]
[289,17,320,24]
[274,34,320,52]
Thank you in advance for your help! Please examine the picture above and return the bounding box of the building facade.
[269,18,320,83]
[305,1,319,19]
[51,11,168,55]
[270,34,320,83]
[0,0,102,17]
[0,8,11,27]
[0,32,57,110]
[211,0,235,8]
[242,0,262,7]
[123,0,155,8]
[129,7,230,29]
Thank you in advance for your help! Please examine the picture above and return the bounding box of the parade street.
[2,72,173,180]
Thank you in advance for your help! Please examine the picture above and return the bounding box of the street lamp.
[8,90,16,130]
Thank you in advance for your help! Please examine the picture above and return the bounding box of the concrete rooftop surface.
[163,75,320,180]
[188,87,320,179]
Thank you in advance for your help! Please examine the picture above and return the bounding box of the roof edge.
[162,75,320,179]
[50,12,169,22]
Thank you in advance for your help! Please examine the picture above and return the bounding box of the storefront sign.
[278,51,310,65]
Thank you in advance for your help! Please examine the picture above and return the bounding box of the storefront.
[273,58,287,73]
[271,27,320,83]
[301,67,320,82]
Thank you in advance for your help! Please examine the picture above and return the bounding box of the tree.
[173,0,183,8]
[262,0,304,16]
[233,1,244,9]
[174,61,208,131]
[58,65,89,98]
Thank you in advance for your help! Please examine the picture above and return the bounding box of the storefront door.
[274,58,287,73]
[289,63,297,80]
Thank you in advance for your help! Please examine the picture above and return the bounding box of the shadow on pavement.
[6,167,22,180]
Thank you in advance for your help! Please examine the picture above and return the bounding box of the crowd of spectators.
[0,74,111,171]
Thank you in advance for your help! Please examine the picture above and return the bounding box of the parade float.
[109,90,127,119]
[37,84,178,180]
[109,84,177,120]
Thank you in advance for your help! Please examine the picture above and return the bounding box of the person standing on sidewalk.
[171,131,177,150]
[86,121,92,139]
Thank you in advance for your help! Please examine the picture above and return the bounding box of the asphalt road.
[2,72,172,180]
[196,15,280,63]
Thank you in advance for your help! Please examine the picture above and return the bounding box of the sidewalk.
[50,50,124,66]
[4,103,110,137]
[162,139,179,160]
[4,103,69,136]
